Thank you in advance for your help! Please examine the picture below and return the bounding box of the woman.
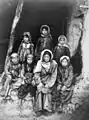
[33,49,57,116]
[35,25,53,61]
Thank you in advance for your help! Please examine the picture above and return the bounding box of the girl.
[18,32,34,63]
[54,35,70,64]
[33,49,57,116]
[35,25,53,61]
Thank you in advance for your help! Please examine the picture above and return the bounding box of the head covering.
[40,25,50,35]
[60,55,70,64]
[33,49,53,73]
[27,54,33,59]
[40,49,53,62]
[10,53,18,59]
[23,32,32,42]
[58,35,67,43]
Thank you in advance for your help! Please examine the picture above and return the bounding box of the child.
[55,56,73,112]
[54,35,70,64]
[18,32,34,63]
[33,49,57,116]
[35,25,53,61]
[3,53,22,98]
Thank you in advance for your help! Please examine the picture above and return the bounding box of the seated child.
[33,49,57,116]
[3,53,22,98]
[18,54,36,100]
[54,55,73,112]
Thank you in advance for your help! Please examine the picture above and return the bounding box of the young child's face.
[27,56,33,64]
[61,59,68,67]
[23,36,29,42]
[43,54,50,63]
[42,28,48,36]
[12,57,19,64]
[59,38,65,45]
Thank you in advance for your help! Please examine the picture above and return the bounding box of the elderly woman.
[33,49,57,116]
[54,35,70,64]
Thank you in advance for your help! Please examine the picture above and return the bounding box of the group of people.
[1,25,74,116]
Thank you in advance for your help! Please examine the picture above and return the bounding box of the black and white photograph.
[0,0,89,120]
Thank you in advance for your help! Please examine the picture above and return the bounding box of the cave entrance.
[12,0,82,76]
[13,0,75,51]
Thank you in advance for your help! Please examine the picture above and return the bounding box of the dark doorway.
[13,0,76,52]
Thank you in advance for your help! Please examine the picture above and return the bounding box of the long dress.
[34,49,57,112]
[52,64,74,110]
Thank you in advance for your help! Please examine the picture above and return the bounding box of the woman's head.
[40,25,50,36]
[60,56,70,67]
[41,49,53,63]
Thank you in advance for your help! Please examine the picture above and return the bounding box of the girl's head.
[23,32,31,43]
[40,25,50,36]
[26,54,33,64]
[10,53,19,64]
[41,49,53,63]
[58,35,67,45]
[60,56,70,67]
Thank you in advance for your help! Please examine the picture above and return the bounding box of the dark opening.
[0,0,82,75]
[13,0,75,52]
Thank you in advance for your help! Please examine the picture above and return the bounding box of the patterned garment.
[18,42,34,62]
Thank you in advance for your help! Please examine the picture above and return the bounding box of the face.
[42,28,48,35]
[11,57,19,64]
[59,38,65,45]
[27,56,33,64]
[23,36,29,42]
[43,54,50,63]
[61,59,68,67]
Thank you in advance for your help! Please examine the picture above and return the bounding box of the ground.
[0,76,89,120]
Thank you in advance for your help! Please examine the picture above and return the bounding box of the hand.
[42,87,48,93]
[37,83,43,92]
[32,80,36,86]
[57,85,61,91]
[61,86,67,92]
[45,84,49,88]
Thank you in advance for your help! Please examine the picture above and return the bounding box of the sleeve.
[65,47,70,57]
[18,43,22,55]
[35,38,41,56]
[57,68,62,85]
[33,60,42,73]
[5,60,11,75]
[30,44,34,54]
[46,62,57,88]
[20,64,25,78]
[53,46,57,57]
[64,65,73,88]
